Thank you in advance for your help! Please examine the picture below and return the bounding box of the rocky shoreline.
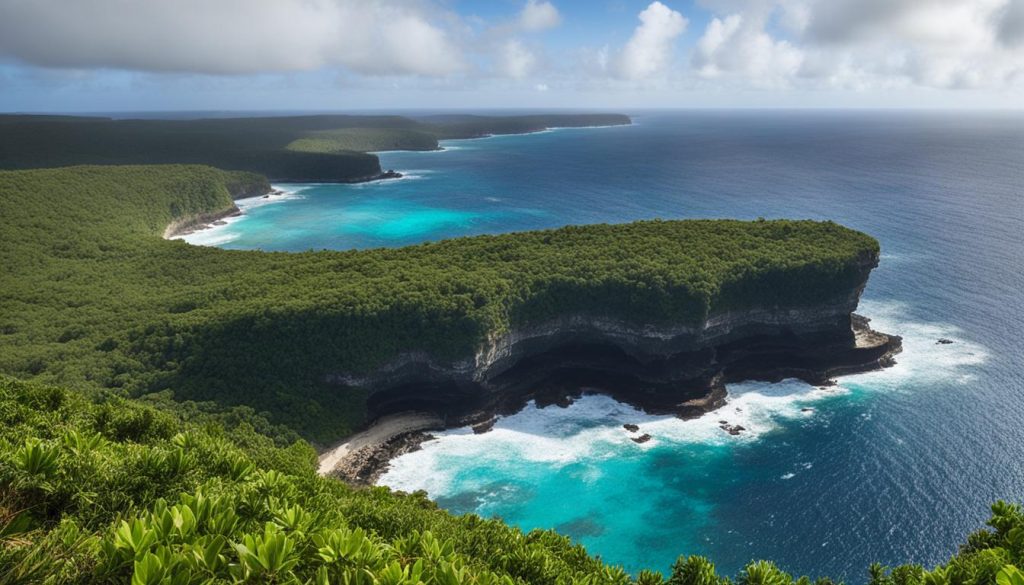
[318,311,902,485]
[318,412,444,485]
[325,430,437,486]
[163,170,403,239]
[163,204,244,239]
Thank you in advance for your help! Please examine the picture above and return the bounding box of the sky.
[0,0,1022,112]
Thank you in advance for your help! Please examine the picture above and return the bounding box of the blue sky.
[0,0,1021,112]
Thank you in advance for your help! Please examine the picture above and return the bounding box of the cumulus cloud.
[0,0,463,76]
[518,0,562,32]
[616,2,688,80]
[688,0,1024,91]
[1,0,1021,99]
[796,0,1023,89]
[804,0,1002,48]
[692,13,803,87]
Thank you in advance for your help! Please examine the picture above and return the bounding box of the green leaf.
[998,566,1024,585]
[132,552,165,585]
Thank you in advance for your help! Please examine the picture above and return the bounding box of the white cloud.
[0,0,1021,102]
[519,0,562,32]
[692,13,803,87]
[687,0,1024,91]
[793,0,1024,89]
[0,0,463,76]
[616,2,688,80]
[499,40,538,79]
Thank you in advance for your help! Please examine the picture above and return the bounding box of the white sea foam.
[377,300,988,497]
[430,143,468,152]
[841,299,988,389]
[175,184,306,247]
[345,172,430,189]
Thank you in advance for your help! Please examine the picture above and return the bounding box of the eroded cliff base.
[321,314,901,483]
[359,313,900,427]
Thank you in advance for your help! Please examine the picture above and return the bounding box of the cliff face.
[328,253,901,426]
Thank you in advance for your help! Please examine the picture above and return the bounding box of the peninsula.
[0,164,899,451]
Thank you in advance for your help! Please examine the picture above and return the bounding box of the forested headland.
[0,165,878,443]
[0,113,631,182]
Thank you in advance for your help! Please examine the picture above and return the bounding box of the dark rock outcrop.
[329,431,435,486]
[719,423,746,436]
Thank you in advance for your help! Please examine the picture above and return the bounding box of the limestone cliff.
[326,252,901,425]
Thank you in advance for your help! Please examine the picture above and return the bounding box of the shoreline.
[318,374,852,487]
[317,316,902,486]
[318,412,445,485]
[164,185,300,240]
[433,121,632,148]
[315,311,901,485]
[164,121,628,242]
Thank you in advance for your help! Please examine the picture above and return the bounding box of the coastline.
[318,412,445,485]
[164,121,630,242]
[318,314,901,486]
[164,185,298,240]
[162,204,244,239]
[433,120,632,149]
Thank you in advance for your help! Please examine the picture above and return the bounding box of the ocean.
[183,111,1024,581]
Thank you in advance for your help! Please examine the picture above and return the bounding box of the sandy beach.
[317,411,445,480]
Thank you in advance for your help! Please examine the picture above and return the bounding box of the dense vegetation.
[2,374,1023,585]
[0,127,1018,585]
[0,165,877,442]
[0,113,630,182]
[286,128,440,154]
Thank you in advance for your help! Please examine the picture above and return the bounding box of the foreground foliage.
[1,165,878,442]
[0,375,1021,585]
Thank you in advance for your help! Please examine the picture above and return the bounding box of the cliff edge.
[327,247,901,428]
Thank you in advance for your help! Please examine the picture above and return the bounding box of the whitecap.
[176,184,306,246]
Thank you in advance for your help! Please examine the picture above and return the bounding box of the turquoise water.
[184,112,1024,580]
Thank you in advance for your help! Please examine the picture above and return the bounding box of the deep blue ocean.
[184,111,1024,581]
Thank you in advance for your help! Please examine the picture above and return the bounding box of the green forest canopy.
[0,165,878,442]
[0,113,632,181]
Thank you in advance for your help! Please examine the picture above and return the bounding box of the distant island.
[0,112,632,182]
